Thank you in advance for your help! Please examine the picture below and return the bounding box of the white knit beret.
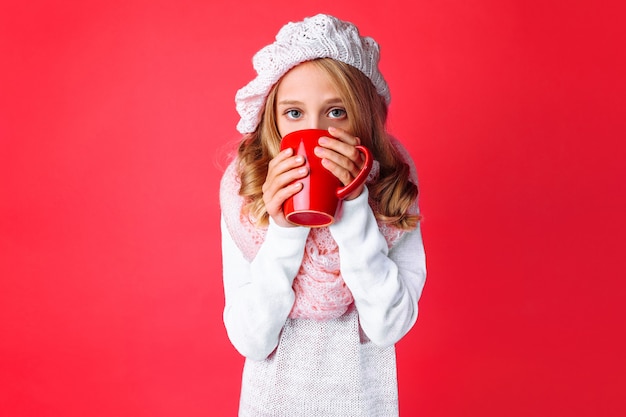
[235,14,391,134]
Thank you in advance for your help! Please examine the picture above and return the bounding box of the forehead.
[275,61,340,101]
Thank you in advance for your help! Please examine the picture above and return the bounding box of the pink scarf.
[220,143,414,321]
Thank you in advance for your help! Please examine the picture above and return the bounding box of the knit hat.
[235,14,390,134]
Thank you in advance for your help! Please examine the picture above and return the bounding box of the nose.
[307,117,332,131]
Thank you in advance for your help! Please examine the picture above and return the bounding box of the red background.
[1,1,625,416]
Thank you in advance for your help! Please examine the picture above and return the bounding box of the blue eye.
[328,108,347,119]
[286,109,302,119]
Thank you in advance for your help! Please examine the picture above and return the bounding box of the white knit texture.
[235,14,391,134]
[238,309,399,417]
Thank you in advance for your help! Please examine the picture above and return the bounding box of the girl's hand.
[262,147,309,227]
[314,126,366,200]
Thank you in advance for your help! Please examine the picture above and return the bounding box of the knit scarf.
[220,144,414,321]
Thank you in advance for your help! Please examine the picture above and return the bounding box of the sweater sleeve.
[221,216,310,361]
[328,188,426,347]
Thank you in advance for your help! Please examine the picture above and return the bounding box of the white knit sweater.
[221,184,426,416]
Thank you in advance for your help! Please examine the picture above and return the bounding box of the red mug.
[280,129,373,227]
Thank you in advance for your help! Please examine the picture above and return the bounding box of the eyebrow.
[277,100,303,106]
[277,98,344,106]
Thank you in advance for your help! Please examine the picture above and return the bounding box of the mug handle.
[336,145,374,200]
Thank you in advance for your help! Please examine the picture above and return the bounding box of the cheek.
[328,119,352,136]
[276,119,295,138]
[276,120,287,138]
[338,119,352,131]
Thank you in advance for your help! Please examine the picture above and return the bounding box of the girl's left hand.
[314,126,366,200]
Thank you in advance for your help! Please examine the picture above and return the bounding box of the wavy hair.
[236,58,420,230]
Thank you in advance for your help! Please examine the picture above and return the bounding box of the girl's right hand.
[262,148,308,227]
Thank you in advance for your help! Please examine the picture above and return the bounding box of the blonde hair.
[237,58,420,230]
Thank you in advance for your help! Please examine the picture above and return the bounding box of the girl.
[220,14,426,416]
